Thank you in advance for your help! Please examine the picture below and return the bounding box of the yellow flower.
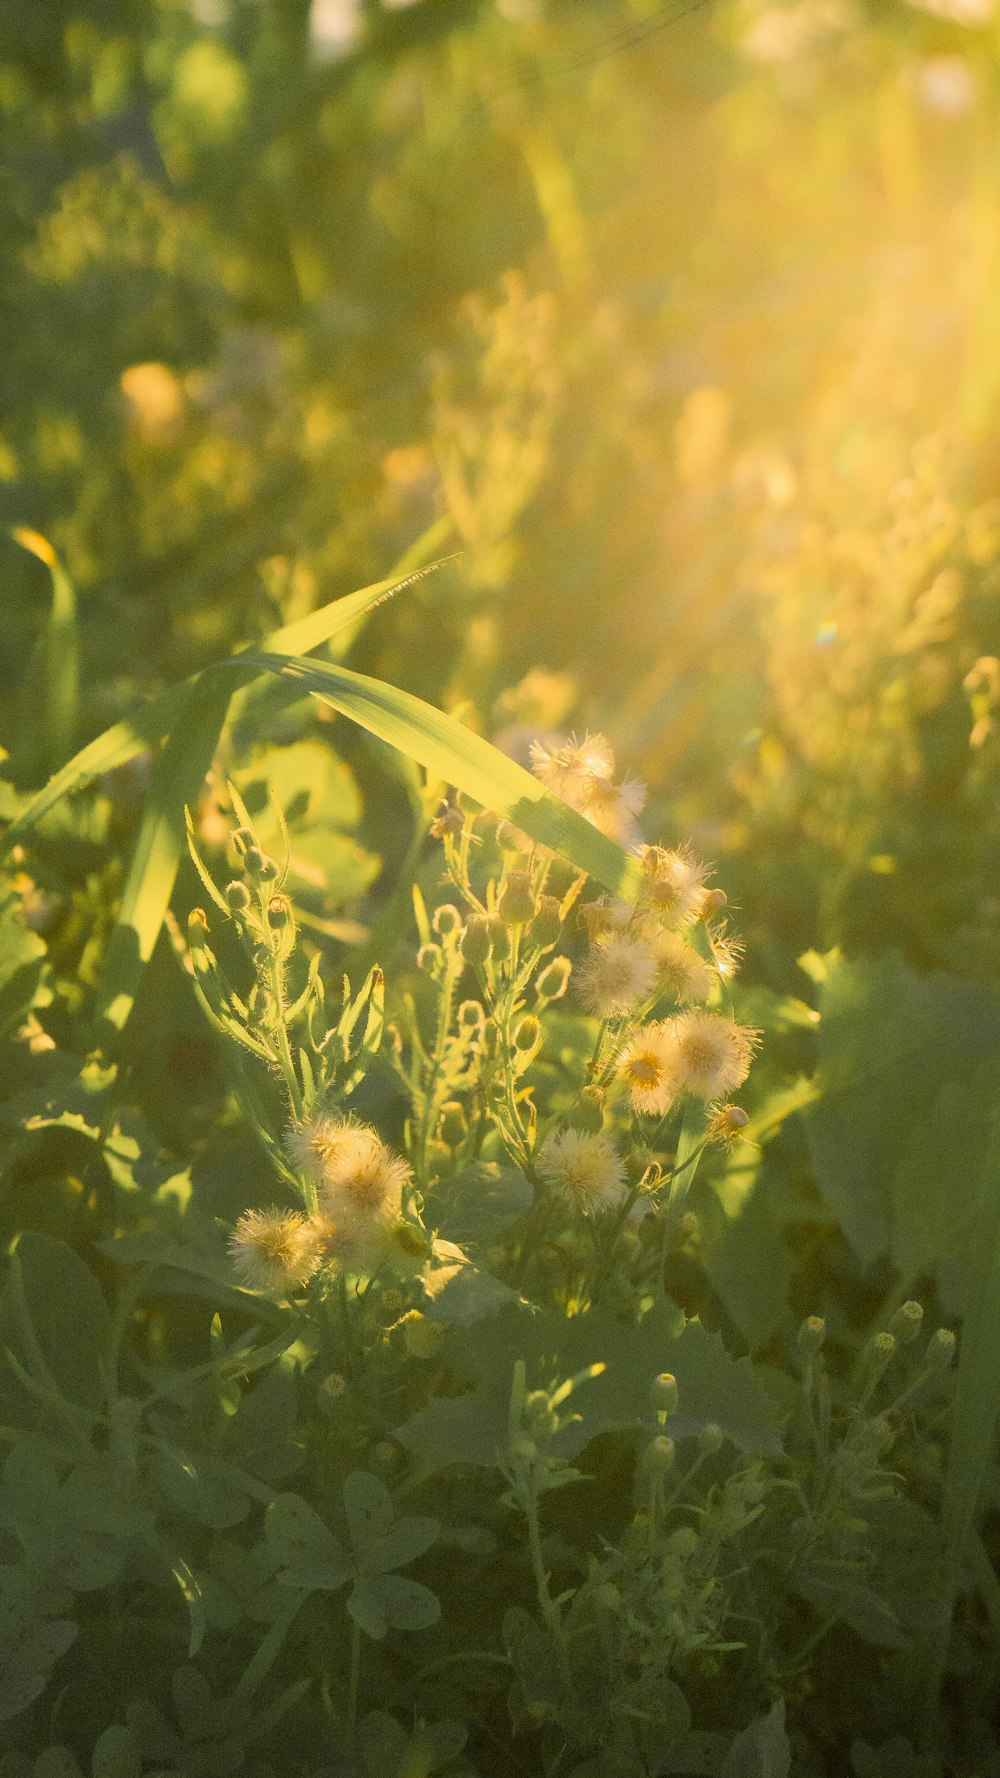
[228,1208,320,1293]
[537,1129,627,1214]
[617,1023,678,1116]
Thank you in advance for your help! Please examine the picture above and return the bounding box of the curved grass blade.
[241,652,645,901]
[2,519,454,854]
[11,528,80,777]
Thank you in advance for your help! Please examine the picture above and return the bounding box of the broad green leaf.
[265,1493,353,1591]
[393,1392,507,1473]
[344,1470,395,1549]
[889,1070,995,1309]
[428,1161,533,1247]
[149,1446,250,1530]
[349,1572,440,1638]
[245,652,644,902]
[2,1232,110,1415]
[90,1725,143,1778]
[718,1701,790,1778]
[363,1514,439,1575]
[33,1753,82,1778]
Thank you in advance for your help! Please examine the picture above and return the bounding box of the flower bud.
[700,888,728,919]
[698,1422,723,1455]
[439,1100,468,1146]
[643,1434,676,1475]
[225,880,252,913]
[535,955,571,1003]
[430,805,464,840]
[461,918,491,969]
[498,871,536,928]
[458,999,486,1038]
[797,1315,826,1358]
[417,942,443,976]
[402,1311,443,1358]
[889,1300,924,1346]
[257,855,280,883]
[379,1287,405,1323]
[650,1372,679,1420]
[267,893,293,931]
[858,1330,897,1396]
[927,1327,957,1371]
[569,1085,606,1134]
[529,895,562,950]
[667,1526,699,1559]
[232,827,255,858]
[432,903,463,940]
[513,1016,541,1052]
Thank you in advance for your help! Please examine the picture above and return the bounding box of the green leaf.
[718,1702,790,1778]
[393,1392,508,1473]
[90,1725,143,1778]
[0,890,47,1040]
[2,1232,110,1415]
[244,652,644,902]
[344,1470,395,1550]
[428,1161,533,1247]
[889,1070,994,1309]
[33,1754,82,1778]
[265,1493,353,1591]
[349,1572,440,1638]
[363,1514,439,1575]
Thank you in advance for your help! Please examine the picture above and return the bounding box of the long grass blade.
[240,652,645,901]
[11,528,80,777]
[2,518,454,852]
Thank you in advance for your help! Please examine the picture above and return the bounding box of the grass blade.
[11,527,80,776]
[241,652,645,901]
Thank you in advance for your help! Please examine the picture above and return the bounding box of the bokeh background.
[4,0,1000,996]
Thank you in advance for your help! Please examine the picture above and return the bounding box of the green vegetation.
[3,2,1000,1773]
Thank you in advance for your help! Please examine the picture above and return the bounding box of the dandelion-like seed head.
[229,1208,320,1294]
[318,1122,411,1225]
[530,731,617,805]
[705,1102,751,1146]
[579,932,657,1019]
[651,929,715,1003]
[637,846,710,928]
[537,1129,627,1215]
[581,775,647,847]
[617,1022,679,1117]
[662,1010,760,1099]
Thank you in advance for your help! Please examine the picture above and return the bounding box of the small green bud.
[417,943,443,976]
[257,855,280,883]
[535,955,571,1003]
[243,845,267,877]
[650,1372,679,1420]
[528,895,562,949]
[379,1288,405,1323]
[432,903,463,940]
[889,1300,924,1345]
[858,1330,897,1396]
[439,1100,468,1146]
[667,1526,699,1559]
[225,880,252,913]
[458,998,486,1037]
[698,1422,724,1455]
[797,1315,826,1357]
[644,1434,676,1475]
[927,1327,957,1371]
[511,1436,538,1466]
[231,827,255,857]
[513,1015,541,1052]
[498,870,536,928]
[266,893,293,931]
[569,1085,606,1134]
[701,887,728,918]
[461,918,491,969]
[430,804,464,840]
[371,1440,398,1472]
[496,820,529,854]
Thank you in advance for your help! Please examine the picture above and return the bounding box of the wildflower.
[530,731,616,804]
[579,896,635,941]
[579,932,657,1018]
[617,1022,678,1117]
[660,1010,760,1098]
[637,846,709,928]
[286,1115,411,1224]
[229,1208,319,1293]
[537,1128,627,1214]
[651,929,715,1003]
[707,922,745,981]
[581,774,647,847]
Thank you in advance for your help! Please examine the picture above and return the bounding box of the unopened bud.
[257,855,279,883]
[927,1327,957,1371]
[569,1086,606,1134]
[529,895,562,949]
[439,1101,468,1146]
[650,1372,679,1420]
[535,955,571,1003]
[242,845,266,877]
[797,1315,826,1358]
[496,821,529,854]
[513,1016,541,1052]
[461,919,491,969]
[225,880,252,913]
[432,903,463,940]
[267,893,292,931]
[701,888,728,919]
[698,1422,724,1455]
[430,804,464,840]
[417,943,443,976]
[858,1330,897,1396]
[458,999,486,1038]
[498,870,536,928]
[231,827,254,857]
[667,1526,699,1558]
[889,1300,924,1345]
[707,1103,750,1145]
[644,1434,676,1475]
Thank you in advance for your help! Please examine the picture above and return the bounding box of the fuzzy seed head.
[537,1128,627,1215]
[286,1115,410,1226]
[660,1010,760,1099]
[229,1208,319,1294]
[705,1102,751,1145]
[579,932,657,1019]
[637,846,710,928]
[652,929,715,1003]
